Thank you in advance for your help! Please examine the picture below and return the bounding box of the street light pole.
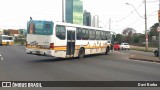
[144,0,148,51]
[126,2,148,51]
[126,3,144,18]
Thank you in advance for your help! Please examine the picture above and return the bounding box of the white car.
[120,43,130,50]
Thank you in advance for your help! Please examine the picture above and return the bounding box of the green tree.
[122,27,136,43]
[131,34,140,44]
[115,34,124,43]
[149,23,159,37]
[3,29,10,35]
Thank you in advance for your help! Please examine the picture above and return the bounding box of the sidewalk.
[129,45,160,63]
[130,45,157,52]
[129,51,160,63]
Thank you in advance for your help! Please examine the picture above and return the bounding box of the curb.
[129,54,160,63]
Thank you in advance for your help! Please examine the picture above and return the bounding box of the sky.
[0,0,159,34]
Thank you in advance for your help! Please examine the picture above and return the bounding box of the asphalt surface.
[0,45,160,90]
[116,50,160,62]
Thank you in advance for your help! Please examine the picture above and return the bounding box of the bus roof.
[28,20,112,32]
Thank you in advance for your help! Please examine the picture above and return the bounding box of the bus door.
[66,27,76,57]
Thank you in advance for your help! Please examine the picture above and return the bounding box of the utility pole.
[144,0,148,51]
[126,2,148,51]
[62,0,65,22]
[158,0,160,59]
[109,18,111,30]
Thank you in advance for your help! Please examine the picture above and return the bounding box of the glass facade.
[65,0,83,25]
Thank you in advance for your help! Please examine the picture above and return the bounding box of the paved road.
[115,49,154,56]
[0,46,160,90]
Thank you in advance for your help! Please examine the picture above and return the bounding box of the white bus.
[26,20,112,58]
[0,35,14,45]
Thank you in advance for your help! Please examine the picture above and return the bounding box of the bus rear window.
[27,21,53,35]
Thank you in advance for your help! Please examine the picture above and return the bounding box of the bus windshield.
[27,21,53,35]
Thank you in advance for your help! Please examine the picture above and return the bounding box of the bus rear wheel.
[78,48,85,59]
[105,47,109,55]
[6,42,9,46]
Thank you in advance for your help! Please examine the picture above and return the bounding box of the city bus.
[26,20,112,58]
[0,35,14,45]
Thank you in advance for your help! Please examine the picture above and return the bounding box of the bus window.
[82,29,85,40]
[96,30,100,40]
[8,37,13,40]
[82,28,89,40]
[89,29,95,40]
[43,23,52,34]
[101,31,106,40]
[27,21,53,35]
[76,27,82,40]
[56,25,66,40]
[45,24,51,28]
[105,31,111,40]
[85,29,89,40]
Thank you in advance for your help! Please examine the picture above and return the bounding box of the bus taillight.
[50,43,54,49]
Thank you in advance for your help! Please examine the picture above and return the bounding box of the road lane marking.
[0,53,4,60]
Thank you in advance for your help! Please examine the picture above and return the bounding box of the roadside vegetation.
[113,23,159,52]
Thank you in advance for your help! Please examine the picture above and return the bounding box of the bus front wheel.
[78,48,85,59]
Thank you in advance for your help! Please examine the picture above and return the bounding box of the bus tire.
[105,47,108,55]
[78,48,85,59]
[7,42,9,46]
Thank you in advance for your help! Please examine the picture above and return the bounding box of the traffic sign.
[157,27,160,32]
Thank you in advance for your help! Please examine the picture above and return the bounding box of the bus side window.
[89,29,93,40]
[100,31,102,40]
[85,29,89,40]
[76,28,82,40]
[89,29,95,40]
[101,31,106,40]
[81,28,89,40]
[56,25,66,40]
[82,29,86,40]
[96,30,100,40]
[93,30,96,40]
[105,31,110,40]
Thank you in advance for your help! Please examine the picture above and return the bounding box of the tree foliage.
[115,34,124,43]
[149,23,159,37]
[121,27,137,43]
[122,27,136,36]
[3,29,10,35]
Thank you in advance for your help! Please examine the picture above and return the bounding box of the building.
[0,28,4,34]
[92,15,99,27]
[19,29,27,36]
[83,10,91,26]
[65,0,83,25]
[8,29,19,36]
